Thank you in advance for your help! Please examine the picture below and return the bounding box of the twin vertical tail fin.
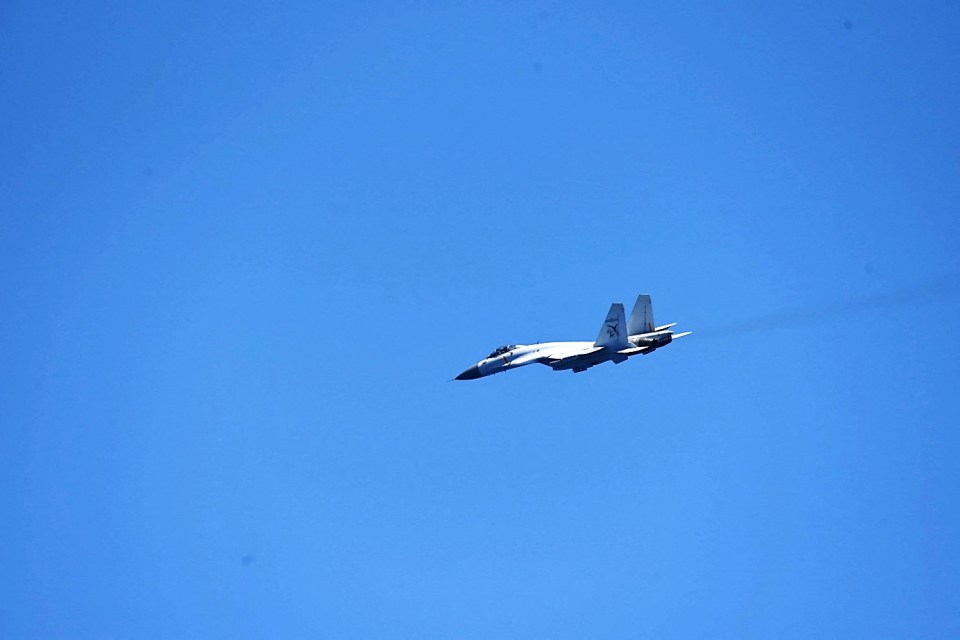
[627,294,655,335]
[594,303,629,349]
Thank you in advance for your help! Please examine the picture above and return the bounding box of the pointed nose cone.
[455,365,482,380]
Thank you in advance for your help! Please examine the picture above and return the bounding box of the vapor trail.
[697,273,960,339]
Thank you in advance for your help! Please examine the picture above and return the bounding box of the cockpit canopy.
[487,345,516,359]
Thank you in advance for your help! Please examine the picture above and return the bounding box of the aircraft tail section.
[627,294,655,335]
[595,303,629,349]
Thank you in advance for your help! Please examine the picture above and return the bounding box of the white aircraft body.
[455,294,690,380]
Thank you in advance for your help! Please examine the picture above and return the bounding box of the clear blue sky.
[2,2,959,637]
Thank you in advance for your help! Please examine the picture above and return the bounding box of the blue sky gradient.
[2,2,959,637]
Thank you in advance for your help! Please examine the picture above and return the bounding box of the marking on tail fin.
[595,303,629,349]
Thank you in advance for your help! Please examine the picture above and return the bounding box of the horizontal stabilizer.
[654,323,677,331]
[672,331,692,339]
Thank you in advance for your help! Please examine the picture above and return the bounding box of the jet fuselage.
[455,294,689,380]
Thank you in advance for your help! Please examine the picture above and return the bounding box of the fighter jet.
[455,294,690,380]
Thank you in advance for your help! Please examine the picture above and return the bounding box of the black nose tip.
[455,365,481,380]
